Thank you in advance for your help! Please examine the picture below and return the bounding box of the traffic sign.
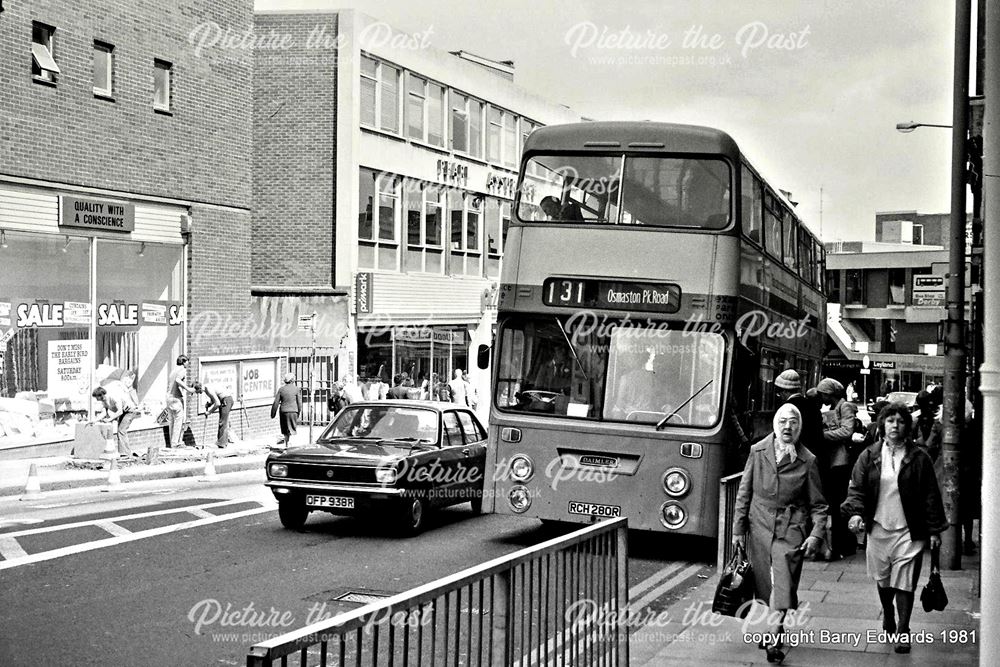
[298,316,314,332]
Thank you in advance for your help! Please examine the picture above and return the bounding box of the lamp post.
[895,121,953,133]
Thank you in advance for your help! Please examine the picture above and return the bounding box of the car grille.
[285,463,378,485]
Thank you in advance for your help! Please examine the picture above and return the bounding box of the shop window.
[402,182,444,275]
[447,191,482,276]
[450,92,469,153]
[888,268,906,305]
[845,269,866,304]
[379,62,400,134]
[468,99,484,159]
[466,197,482,276]
[503,113,518,168]
[93,41,114,97]
[358,168,399,270]
[912,223,924,245]
[424,187,443,273]
[405,187,423,272]
[406,74,425,141]
[359,56,400,134]
[32,22,60,84]
[426,82,445,147]
[360,55,377,128]
[826,270,841,303]
[485,198,502,278]
[153,59,172,112]
[487,108,502,163]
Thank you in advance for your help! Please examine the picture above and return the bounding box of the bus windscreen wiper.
[555,317,591,384]
[656,380,714,431]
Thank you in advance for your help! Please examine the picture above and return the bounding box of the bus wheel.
[278,501,309,530]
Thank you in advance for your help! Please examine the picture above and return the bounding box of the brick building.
[0,1,280,457]
[252,9,581,414]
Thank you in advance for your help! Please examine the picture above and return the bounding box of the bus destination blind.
[542,277,680,313]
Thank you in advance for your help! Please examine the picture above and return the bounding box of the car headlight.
[662,468,690,497]
[269,463,288,478]
[508,485,532,513]
[510,455,534,482]
[659,502,687,529]
[375,467,398,484]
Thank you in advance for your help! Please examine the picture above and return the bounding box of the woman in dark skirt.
[733,403,829,663]
[841,402,946,654]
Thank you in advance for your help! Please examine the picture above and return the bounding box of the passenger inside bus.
[609,348,680,421]
[539,196,584,222]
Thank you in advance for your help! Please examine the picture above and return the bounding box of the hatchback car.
[265,401,488,535]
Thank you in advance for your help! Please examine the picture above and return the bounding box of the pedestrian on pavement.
[732,402,828,664]
[841,402,946,654]
[773,370,823,455]
[449,369,468,406]
[912,390,942,475]
[92,385,137,458]
[166,355,195,450]
[271,373,301,448]
[816,377,860,559]
[462,371,478,410]
[193,382,235,448]
[388,374,410,399]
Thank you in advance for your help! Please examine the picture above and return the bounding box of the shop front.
[0,185,187,455]
[356,325,469,397]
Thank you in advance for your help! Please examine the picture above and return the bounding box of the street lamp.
[895,121,953,133]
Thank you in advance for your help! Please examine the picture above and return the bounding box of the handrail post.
[492,570,511,667]
[717,476,728,574]
[616,522,629,667]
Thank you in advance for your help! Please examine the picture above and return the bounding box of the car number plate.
[568,501,621,517]
[306,495,355,509]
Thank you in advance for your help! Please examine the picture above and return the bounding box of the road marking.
[187,508,216,519]
[1,499,260,539]
[628,561,686,602]
[0,506,273,570]
[94,520,131,537]
[628,562,704,615]
[0,536,28,560]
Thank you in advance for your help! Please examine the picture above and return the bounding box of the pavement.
[630,544,981,666]
[0,429,311,498]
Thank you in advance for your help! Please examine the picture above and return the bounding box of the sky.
[256,0,971,242]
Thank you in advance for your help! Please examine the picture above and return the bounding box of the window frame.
[31,22,60,84]
[358,169,401,271]
[405,73,427,141]
[153,59,173,112]
[359,54,402,135]
[93,41,114,98]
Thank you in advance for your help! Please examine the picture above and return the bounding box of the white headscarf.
[773,403,803,464]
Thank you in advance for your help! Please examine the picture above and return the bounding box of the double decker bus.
[483,121,826,536]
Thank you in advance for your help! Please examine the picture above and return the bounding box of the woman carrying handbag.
[732,403,829,664]
[841,402,947,654]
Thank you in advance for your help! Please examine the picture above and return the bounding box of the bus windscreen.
[494,315,725,427]
[517,154,731,229]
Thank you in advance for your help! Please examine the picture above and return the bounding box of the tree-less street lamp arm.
[896,121,954,133]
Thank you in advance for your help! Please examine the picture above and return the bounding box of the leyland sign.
[60,196,135,232]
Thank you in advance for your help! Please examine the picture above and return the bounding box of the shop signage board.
[59,196,135,233]
[200,362,238,399]
[198,355,281,411]
[63,302,92,325]
[355,272,373,314]
[241,358,278,402]
[142,303,167,325]
[47,339,91,405]
[873,361,896,369]
[0,301,10,327]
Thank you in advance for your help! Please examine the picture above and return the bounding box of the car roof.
[343,400,472,412]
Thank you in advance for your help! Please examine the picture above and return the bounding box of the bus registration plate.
[306,495,355,509]
[568,501,621,518]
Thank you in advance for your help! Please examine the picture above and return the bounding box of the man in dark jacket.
[271,373,301,448]
[817,377,860,558]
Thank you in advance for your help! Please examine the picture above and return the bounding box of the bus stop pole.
[309,312,316,444]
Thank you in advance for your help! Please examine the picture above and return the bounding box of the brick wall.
[0,0,252,209]
[252,13,339,287]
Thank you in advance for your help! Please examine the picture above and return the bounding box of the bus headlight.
[659,502,687,530]
[269,463,288,478]
[508,485,532,513]
[661,468,690,497]
[510,455,534,482]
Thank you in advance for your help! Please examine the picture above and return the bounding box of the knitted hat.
[774,369,802,391]
[815,377,844,397]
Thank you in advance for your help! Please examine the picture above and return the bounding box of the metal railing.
[717,472,743,573]
[246,518,629,667]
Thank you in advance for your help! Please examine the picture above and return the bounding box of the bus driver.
[610,347,676,420]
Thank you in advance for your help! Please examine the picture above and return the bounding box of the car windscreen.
[319,406,439,442]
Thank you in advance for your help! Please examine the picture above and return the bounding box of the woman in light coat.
[733,403,829,663]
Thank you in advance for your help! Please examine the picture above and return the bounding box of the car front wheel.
[399,497,428,536]
[278,500,309,530]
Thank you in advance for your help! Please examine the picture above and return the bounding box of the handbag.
[712,542,754,618]
[155,408,171,426]
[920,546,948,612]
